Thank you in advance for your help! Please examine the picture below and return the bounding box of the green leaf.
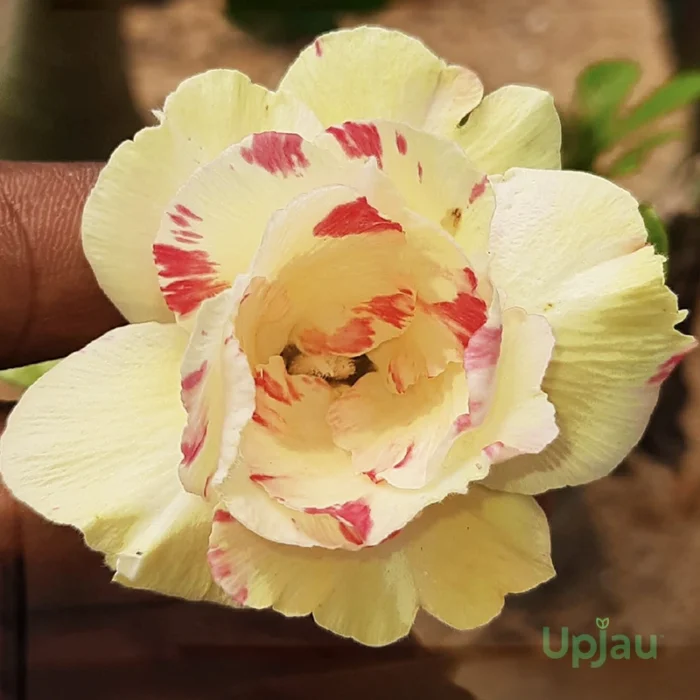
[614,72,700,141]
[639,204,669,275]
[575,60,641,146]
[606,130,683,178]
[0,359,59,389]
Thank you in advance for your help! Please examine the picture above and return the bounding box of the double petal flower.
[1,27,693,646]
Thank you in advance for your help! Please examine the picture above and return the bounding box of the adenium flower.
[0,27,694,646]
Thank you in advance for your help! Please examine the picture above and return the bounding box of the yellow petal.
[208,512,417,646]
[486,168,645,311]
[280,27,483,131]
[486,247,695,493]
[446,86,561,173]
[406,485,554,630]
[83,69,322,323]
[0,324,224,603]
[314,120,494,264]
[483,169,696,492]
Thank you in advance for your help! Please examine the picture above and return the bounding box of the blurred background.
[0,0,699,698]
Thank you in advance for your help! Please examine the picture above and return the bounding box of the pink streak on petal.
[648,351,689,385]
[182,361,208,392]
[483,441,505,460]
[240,132,310,177]
[255,368,293,405]
[313,196,404,238]
[469,176,488,205]
[231,587,249,605]
[168,212,191,227]
[304,499,372,546]
[213,510,236,523]
[153,244,228,315]
[175,204,203,221]
[250,473,276,483]
[207,548,231,581]
[353,290,415,329]
[431,291,488,347]
[453,413,472,434]
[464,326,503,372]
[314,39,323,56]
[395,131,408,155]
[181,422,208,466]
[392,443,414,470]
[299,317,375,356]
[389,362,406,394]
[327,122,384,169]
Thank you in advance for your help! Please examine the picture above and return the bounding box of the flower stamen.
[282,344,375,386]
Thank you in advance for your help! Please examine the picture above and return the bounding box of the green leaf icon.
[596,617,610,630]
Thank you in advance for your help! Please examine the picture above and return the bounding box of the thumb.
[0,161,125,370]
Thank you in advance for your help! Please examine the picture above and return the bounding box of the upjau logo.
[542,618,659,668]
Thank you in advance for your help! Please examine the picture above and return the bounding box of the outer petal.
[0,324,226,603]
[445,86,561,173]
[485,169,646,312]
[279,27,483,132]
[207,484,553,645]
[83,70,322,323]
[484,169,695,492]
[485,247,696,493]
[406,485,554,630]
[208,513,417,646]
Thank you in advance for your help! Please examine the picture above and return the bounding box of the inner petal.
[327,363,469,490]
[238,355,369,510]
[371,215,490,394]
[240,185,417,366]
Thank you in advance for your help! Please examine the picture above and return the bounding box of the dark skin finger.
[0,161,125,370]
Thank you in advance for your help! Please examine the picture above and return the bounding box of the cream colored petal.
[484,247,696,493]
[486,168,646,313]
[314,120,495,264]
[327,364,468,490]
[238,355,369,510]
[83,70,322,323]
[280,27,483,131]
[483,168,695,492]
[407,485,554,631]
[446,86,561,174]
[0,324,225,603]
[208,513,417,646]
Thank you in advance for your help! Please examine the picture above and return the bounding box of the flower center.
[281,344,375,387]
